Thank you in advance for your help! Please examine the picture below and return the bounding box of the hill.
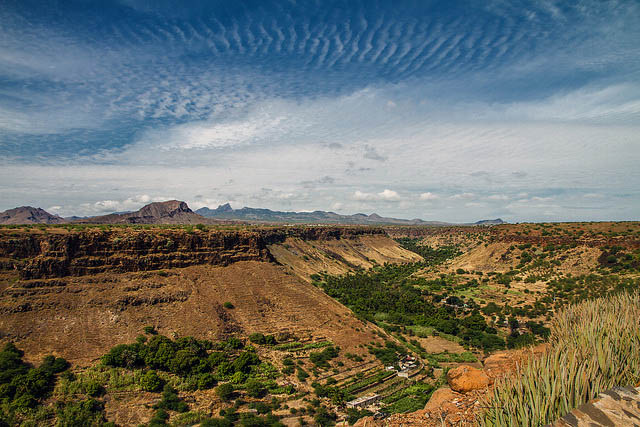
[0,206,66,224]
[74,200,223,225]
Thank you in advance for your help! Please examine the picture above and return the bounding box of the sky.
[1,0,639,222]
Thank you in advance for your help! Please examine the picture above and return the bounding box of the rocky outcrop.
[551,386,640,426]
[0,226,386,279]
[446,365,491,393]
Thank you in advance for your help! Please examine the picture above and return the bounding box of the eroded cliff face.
[0,226,387,279]
[0,226,402,364]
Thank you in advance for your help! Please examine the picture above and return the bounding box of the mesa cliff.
[0,226,387,280]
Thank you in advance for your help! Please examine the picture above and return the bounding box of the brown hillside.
[0,225,416,364]
[0,206,66,224]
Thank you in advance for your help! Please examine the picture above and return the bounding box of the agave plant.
[480,292,640,426]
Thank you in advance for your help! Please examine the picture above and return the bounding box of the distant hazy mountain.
[196,203,455,225]
[73,200,222,225]
[0,206,66,224]
[474,219,506,225]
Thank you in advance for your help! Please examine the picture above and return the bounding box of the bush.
[248,333,276,345]
[84,380,105,397]
[55,399,107,427]
[149,408,169,426]
[144,326,158,335]
[282,358,294,366]
[0,343,69,413]
[245,379,266,398]
[232,351,260,374]
[140,370,163,392]
[216,383,234,401]
[101,344,142,369]
[197,373,217,390]
[223,302,235,309]
[155,385,188,413]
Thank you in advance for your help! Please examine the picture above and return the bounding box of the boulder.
[446,365,490,393]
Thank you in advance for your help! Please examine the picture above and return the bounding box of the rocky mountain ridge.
[196,203,505,226]
[1,201,505,226]
[72,200,222,225]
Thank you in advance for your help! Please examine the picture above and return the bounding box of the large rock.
[446,365,490,393]
[483,344,548,379]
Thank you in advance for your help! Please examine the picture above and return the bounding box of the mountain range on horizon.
[0,201,505,226]
[196,203,505,226]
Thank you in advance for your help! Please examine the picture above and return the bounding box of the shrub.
[55,399,108,426]
[140,370,163,392]
[249,333,266,344]
[155,384,188,413]
[101,344,142,369]
[216,383,234,401]
[143,326,158,335]
[282,358,294,366]
[232,351,260,374]
[197,373,217,390]
[245,379,266,398]
[84,380,105,397]
[223,302,235,309]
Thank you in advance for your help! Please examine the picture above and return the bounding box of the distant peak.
[216,203,233,212]
[138,200,192,217]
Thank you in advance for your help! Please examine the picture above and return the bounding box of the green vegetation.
[0,343,115,426]
[248,333,277,345]
[0,343,70,424]
[382,381,437,414]
[317,256,506,352]
[394,238,461,262]
[309,346,340,369]
[481,292,640,426]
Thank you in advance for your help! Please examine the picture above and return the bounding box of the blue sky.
[1,0,639,222]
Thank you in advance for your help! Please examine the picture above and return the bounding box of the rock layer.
[0,226,386,279]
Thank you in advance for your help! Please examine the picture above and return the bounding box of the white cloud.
[419,192,439,200]
[353,191,376,201]
[378,189,400,200]
[488,194,509,201]
[353,189,401,201]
